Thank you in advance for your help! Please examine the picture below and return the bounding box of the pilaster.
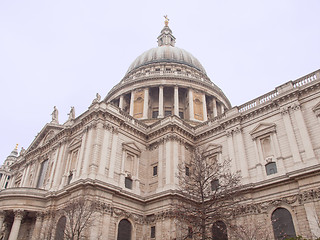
[31,212,43,240]
[98,125,111,178]
[89,122,103,179]
[280,107,302,163]
[108,129,119,180]
[292,104,315,160]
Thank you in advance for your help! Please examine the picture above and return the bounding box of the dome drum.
[105,24,231,125]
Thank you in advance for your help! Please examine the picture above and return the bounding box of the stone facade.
[1,21,320,240]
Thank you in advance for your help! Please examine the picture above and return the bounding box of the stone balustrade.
[238,69,320,113]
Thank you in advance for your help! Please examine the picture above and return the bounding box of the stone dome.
[126,45,207,75]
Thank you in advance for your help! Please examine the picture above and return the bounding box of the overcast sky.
[0,0,319,164]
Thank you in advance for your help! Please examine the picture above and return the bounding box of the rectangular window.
[152,111,159,118]
[165,110,172,116]
[185,166,190,176]
[211,179,219,191]
[179,111,184,119]
[153,165,158,176]
[125,177,133,189]
[36,159,49,188]
[151,226,156,238]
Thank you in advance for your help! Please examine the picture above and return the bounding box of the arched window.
[117,219,132,240]
[212,221,228,240]
[271,208,296,240]
[55,216,66,240]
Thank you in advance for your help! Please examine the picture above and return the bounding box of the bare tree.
[55,198,100,240]
[228,218,272,240]
[176,148,242,240]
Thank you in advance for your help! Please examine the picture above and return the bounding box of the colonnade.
[114,86,226,121]
[0,210,42,240]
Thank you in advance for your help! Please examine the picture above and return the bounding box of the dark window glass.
[152,111,158,118]
[151,226,156,238]
[125,177,133,189]
[117,219,132,240]
[36,159,49,188]
[266,162,277,175]
[153,165,158,176]
[179,111,184,119]
[212,221,228,240]
[55,216,66,240]
[185,166,190,176]
[211,179,219,191]
[165,110,172,116]
[272,208,296,240]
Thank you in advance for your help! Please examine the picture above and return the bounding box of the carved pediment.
[28,124,64,152]
[68,138,82,150]
[250,123,276,140]
[312,101,320,117]
[122,142,141,156]
[203,143,222,157]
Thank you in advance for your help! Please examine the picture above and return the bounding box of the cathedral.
[1,18,320,240]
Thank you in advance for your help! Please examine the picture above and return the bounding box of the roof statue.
[68,106,75,121]
[92,93,101,105]
[51,106,59,124]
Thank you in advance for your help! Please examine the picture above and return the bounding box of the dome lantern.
[157,15,176,47]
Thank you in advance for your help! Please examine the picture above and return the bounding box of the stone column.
[281,107,301,163]
[174,86,179,116]
[31,212,43,240]
[0,211,5,236]
[212,98,218,117]
[221,104,225,114]
[188,89,195,121]
[8,210,24,240]
[143,88,149,119]
[119,95,124,110]
[158,86,164,118]
[129,91,134,116]
[202,93,208,121]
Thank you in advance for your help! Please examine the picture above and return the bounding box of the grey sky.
[0,0,319,164]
